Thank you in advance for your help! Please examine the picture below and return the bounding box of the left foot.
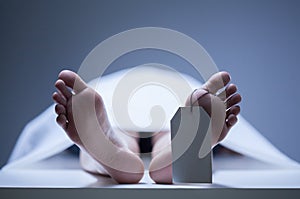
[149,71,242,184]
[52,70,144,183]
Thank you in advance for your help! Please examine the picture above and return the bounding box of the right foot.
[149,71,242,184]
[52,70,144,183]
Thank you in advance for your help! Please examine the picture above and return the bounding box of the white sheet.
[2,66,299,171]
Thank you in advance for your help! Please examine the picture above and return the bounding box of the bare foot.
[186,71,242,145]
[52,70,144,183]
[149,71,241,184]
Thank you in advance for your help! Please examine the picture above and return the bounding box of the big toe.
[58,70,87,93]
[202,71,231,94]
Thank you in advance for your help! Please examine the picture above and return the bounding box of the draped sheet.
[3,67,299,170]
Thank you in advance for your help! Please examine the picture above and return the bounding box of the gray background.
[0,0,299,168]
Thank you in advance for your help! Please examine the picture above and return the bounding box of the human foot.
[186,71,241,145]
[52,70,144,183]
[149,71,241,184]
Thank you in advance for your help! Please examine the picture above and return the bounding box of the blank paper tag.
[171,106,212,183]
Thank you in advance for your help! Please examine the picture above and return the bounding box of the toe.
[202,71,231,94]
[226,105,240,117]
[56,114,68,131]
[55,104,66,115]
[55,80,73,99]
[226,84,238,97]
[225,93,242,108]
[217,84,237,100]
[226,114,238,127]
[52,92,67,106]
[58,70,87,93]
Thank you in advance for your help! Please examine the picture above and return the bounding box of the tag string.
[189,88,209,112]
[190,89,198,112]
